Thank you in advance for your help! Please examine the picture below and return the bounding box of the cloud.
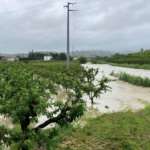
[0,0,149,53]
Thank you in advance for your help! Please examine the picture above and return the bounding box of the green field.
[42,107,150,150]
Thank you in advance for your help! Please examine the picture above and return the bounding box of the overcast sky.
[0,0,150,53]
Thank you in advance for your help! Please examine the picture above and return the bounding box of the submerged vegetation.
[82,68,109,105]
[112,72,150,87]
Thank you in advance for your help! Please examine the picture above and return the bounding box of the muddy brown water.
[84,64,150,113]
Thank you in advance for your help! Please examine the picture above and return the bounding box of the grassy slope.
[48,107,150,150]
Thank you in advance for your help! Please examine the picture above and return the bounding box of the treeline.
[19,51,67,61]
[93,49,150,64]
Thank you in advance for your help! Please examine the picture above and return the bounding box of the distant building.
[73,57,78,60]
[2,56,19,62]
[44,56,52,61]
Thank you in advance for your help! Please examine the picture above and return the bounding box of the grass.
[115,72,150,87]
[45,106,150,150]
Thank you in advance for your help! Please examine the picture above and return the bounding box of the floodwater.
[0,116,13,128]
[84,64,150,78]
[84,64,150,113]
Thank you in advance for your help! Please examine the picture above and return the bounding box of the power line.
[64,2,78,69]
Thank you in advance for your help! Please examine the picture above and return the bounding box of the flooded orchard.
[1,64,150,128]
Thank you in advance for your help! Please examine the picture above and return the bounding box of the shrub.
[78,57,87,64]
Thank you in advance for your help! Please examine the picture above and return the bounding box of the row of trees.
[91,49,150,64]
[19,52,67,61]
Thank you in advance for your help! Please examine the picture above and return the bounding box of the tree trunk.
[91,97,94,105]
[20,115,30,150]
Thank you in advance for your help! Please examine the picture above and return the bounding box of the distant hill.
[71,50,113,58]
[0,53,28,57]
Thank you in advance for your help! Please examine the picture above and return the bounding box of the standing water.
[83,64,150,113]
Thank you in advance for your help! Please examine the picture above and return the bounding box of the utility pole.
[64,2,77,69]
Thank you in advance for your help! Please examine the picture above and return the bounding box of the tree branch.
[34,105,71,131]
